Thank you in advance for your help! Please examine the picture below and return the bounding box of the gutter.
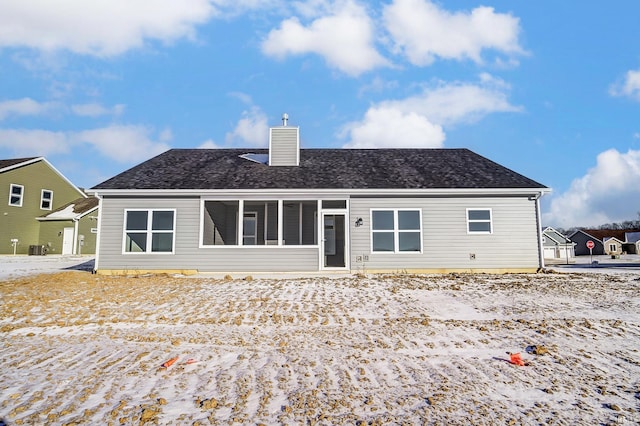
[89,187,552,198]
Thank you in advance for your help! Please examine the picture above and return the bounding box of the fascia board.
[3,157,86,199]
[89,187,550,198]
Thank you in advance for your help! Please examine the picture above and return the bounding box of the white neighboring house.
[542,227,574,261]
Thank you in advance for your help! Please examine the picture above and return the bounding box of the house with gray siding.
[89,118,549,275]
[542,227,574,261]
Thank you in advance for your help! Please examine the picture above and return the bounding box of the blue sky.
[1,0,639,228]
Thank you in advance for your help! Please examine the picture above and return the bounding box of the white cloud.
[342,106,445,148]
[341,76,520,148]
[383,0,523,66]
[0,98,58,120]
[543,149,640,228]
[262,0,389,76]
[0,129,71,156]
[0,98,127,120]
[225,107,269,147]
[198,139,220,149]
[609,70,640,101]
[0,125,170,163]
[77,125,170,162]
[0,0,216,56]
[71,103,126,117]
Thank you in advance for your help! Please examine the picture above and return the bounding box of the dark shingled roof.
[0,157,39,171]
[40,197,99,218]
[92,148,547,191]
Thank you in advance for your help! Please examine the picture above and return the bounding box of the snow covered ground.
[0,258,639,424]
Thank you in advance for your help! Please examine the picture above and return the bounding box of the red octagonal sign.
[586,240,595,249]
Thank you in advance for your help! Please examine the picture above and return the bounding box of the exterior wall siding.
[269,127,299,166]
[349,196,541,272]
[97,194,542,274]
[0,161,85,254]
[97,197,318,272]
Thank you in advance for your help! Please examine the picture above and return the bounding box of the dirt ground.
[1,270,639,425]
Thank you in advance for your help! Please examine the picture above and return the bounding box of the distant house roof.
[38,197,99,221]
[625,232,640,243]
[543,227,571,244]
[92,148,548,191]
[580,229,640,243]
[0,157,40,172]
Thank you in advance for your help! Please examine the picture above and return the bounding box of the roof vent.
[282,113,289,126]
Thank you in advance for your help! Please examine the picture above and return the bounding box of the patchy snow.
[0,255,94,280]
[41,204,77,219]
[0,260,639,424]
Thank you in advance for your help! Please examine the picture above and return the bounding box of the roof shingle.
[92,148,547,191]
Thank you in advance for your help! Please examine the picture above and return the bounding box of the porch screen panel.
[202,201,238,245]
[244,201,278,245]
[284,201,317,245]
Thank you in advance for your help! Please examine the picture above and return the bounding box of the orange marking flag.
[509,352,526,366]
[162,356,179,368]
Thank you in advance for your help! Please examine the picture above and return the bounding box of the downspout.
[94,194,103,273]
[532,191,545,271]
[73,218,79,255]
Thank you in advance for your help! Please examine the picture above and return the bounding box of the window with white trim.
[371,209,422,253]
[609,243,617,252]
[467,208,492,234]
[41,189,53,210]
[9,184,23,206]
[124,209,175,253]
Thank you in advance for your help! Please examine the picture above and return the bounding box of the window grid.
[467,208,493,234]
[371,209,422,253]
[41,190,53,210]
[9,184,23,207]
[124,209,175,254]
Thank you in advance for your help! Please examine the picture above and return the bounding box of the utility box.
[28,245,46,255]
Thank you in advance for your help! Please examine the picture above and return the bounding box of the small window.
[467,209,492,234]
[9,184,23,207]
[41,190,53,210]
[609,244,616,252]
[322,200,347,209]
[371,209,422,253]
[124,209,175,253]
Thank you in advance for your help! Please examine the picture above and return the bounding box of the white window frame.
[9,184,24,207]
[609,243,616,252]
[122,209,176,254]
[242,211,258,245]
[370,208,423,254]
[40,189,53,210]
[466,208,493,234]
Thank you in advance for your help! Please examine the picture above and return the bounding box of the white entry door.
[62,227,74,255]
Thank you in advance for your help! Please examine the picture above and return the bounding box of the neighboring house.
[0,157,92,255]
[37,197,99,255]
[603,237,624,256]
[542,227,574,260]
[569,229,640,256]
[568,230,605,256]
[624,232,640,254]
[89,119,550,275]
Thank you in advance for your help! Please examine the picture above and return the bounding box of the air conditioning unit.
[28,245,46,256]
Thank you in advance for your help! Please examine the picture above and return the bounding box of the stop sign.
[586,240,595,249]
